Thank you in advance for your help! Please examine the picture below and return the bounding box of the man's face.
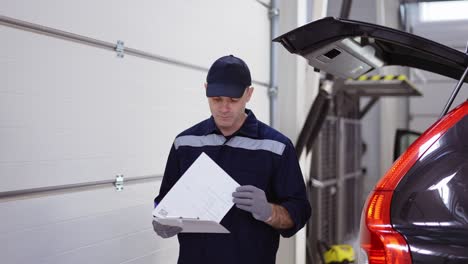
[207,87,253,134]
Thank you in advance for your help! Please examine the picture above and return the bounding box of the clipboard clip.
[165,216,200,220]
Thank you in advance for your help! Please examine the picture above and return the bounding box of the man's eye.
[231,98,240,103]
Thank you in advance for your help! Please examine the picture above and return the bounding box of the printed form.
[153,152,240,233]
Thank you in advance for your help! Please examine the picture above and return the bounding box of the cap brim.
[206,83,245,98]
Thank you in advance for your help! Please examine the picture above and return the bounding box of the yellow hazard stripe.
[353,74,407,81]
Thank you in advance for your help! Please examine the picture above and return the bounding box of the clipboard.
[152,152,238,234]
[153,216,230,233]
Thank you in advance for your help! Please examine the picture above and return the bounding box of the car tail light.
[360,191,411,264]
[360,101,468,264]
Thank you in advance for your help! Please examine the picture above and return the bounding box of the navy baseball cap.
[206,55,252,98]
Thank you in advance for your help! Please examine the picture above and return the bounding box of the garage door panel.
[0,25,215,192]
[0,0,270,82]
[0,181,166,263]
[0,181,160,235]
[121,246,179,264]
[43,232,179,264]
[0,24,269,192]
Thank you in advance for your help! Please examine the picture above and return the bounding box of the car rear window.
[392,115,468,227]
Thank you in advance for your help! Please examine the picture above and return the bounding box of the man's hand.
[152,219,182,238]
[232,185,272,222]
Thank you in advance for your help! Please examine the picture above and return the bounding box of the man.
[153,55,311,264]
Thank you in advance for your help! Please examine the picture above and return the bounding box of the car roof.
[273,16,468,81]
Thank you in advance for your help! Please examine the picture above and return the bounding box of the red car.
[275,17,468,263]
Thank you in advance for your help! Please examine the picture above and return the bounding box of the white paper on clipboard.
[153,152,239,233]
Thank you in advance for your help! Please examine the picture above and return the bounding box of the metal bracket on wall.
[115,174,124,191]
[115,40,125,58]
[268,86,278,97]
[268,8,280,19]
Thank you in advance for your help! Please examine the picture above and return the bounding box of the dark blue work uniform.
[155,109,311,264]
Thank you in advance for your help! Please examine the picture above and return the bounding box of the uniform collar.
[205,109,259,138]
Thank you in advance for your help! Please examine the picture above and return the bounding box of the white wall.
[409,20,468,132]
[376,0,410,175]
[0,1,272,263]
[276,0,323,263]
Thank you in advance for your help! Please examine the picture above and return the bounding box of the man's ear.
[204,83,208,89]
[245,87,254,102]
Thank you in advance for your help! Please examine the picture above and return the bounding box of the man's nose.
[220,100,231,111]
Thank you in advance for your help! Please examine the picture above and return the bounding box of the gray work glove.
[232,185,272,222]
[152,219,183,238]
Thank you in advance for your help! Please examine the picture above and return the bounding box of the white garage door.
[0,1,270,263]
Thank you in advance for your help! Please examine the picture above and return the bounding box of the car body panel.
[392,113,468,263]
